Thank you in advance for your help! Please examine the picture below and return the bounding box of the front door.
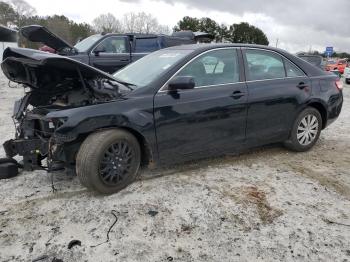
[89,36,130,73]
[154,48,248,164]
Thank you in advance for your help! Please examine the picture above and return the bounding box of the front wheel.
[76,129,141,194]
[284,108,322,152]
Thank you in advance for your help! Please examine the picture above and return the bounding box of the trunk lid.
[1,47,116,89]
[20,25,74,53]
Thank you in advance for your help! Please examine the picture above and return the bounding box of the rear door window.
[245,49,285,81]
[135,38,160,52]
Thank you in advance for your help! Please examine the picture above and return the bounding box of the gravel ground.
[0,71,349,262]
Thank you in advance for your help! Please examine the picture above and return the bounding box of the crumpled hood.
[1,47,116,89]
[20,25,74,52]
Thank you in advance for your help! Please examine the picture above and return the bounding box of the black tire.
[0,159,18,179]
[0,157,19,166]
[346,79,350,85]
[76,129,141,194]
[284,107,322,152]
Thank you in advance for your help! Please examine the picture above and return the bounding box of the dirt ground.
[0,71,349,262]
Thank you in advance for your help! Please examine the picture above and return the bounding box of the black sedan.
[1,44,343,193]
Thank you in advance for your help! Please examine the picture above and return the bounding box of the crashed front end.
[2,47,125,172]
[3,103,78,171]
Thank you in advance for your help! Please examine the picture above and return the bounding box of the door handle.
[297,82,308,89]
[120,59,129,62]
[230,91,245,99]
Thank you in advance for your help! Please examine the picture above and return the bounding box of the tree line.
[3,0,350,58]
[1,0,93,48]
[1,0,270,49]
[2,0,350,58]
[309,50,350,59]
[174,16,269,45]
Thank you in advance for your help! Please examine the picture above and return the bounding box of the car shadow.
[139,143,290,182]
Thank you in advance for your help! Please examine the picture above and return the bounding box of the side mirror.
[93,45,106,56]
[168,76,195,92]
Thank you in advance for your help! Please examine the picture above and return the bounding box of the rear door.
[89,36,130,73]
[154,48,248,163]
[243,48,311,144]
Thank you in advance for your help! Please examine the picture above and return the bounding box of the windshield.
[113,49,193,88]
[74,34,104,52]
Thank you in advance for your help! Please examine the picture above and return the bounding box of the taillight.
[335,80,343,90]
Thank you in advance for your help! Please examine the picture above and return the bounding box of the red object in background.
[325,59,347,74]
[335,80,343,90]
[39,45,56,53]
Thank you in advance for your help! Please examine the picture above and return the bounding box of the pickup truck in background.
[19,25,213,73]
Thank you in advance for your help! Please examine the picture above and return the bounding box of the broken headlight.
[47,117,68,130]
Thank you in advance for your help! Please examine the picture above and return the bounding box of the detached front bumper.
[3,138,49,171]
[3,135,80,171]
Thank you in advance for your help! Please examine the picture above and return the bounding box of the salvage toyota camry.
[1,44,343,193]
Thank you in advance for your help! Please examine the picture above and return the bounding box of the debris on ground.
[67,240,81,249]
[0,72,349,261]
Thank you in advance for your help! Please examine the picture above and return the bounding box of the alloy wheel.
[99,141,134,185]
[297,114,319,146]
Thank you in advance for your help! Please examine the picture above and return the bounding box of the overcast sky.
[25,0,350,53]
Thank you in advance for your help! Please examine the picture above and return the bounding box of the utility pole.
[275,38,279,48]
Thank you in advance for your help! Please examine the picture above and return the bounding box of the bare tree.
[0,1,18,27]
[122,12,137,33]
[135,12,157,33]
[8,0,36,18]
[153,24,171,35]
[122,12,170,34]
[92,13,122,33]
[93,12,171,35]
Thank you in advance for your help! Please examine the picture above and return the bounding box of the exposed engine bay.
[1,47,128,172]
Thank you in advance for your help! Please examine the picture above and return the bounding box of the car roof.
[165,43,275,50]
[101,33,163,38]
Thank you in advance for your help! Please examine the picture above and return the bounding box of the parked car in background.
[325,59,347,74]
[297,54,325,70]
[344,66,350,84]
[1,44,343,193]
[20,25,213,73]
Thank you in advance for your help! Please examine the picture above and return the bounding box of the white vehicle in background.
[344,65,350,84]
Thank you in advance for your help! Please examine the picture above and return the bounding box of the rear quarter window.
[284,59,305,77]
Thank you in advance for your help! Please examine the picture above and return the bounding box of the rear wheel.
[76,129,141,194]
[284,107,322,152]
